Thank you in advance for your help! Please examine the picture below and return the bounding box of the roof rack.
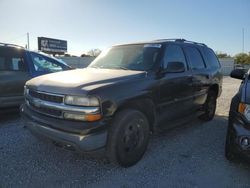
[154,39,207,47]
[0,42,25,49]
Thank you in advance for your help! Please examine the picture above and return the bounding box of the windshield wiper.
[117,66,129,70]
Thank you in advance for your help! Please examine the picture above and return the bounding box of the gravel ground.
[1,77,250,188]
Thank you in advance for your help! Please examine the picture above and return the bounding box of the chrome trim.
[27,97,100,114]
[29,90,65,98]
[26,100,64,119]
[25,90,101,119]
[28,90,65,103]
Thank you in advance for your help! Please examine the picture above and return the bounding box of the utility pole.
[27,32,30,50]
[242,28,245,53]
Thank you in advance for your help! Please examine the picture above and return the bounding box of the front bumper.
[230,113,250,157]
[21,104,109,152]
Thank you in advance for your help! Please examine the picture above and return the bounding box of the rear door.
[158,44,194,126]
[183,46,210,108]
[0,47,31,107]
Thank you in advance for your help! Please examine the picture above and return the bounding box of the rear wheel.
[199,90,217,121]
[106,109,150,167]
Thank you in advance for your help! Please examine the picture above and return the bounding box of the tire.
[199,90,217,121]
[106,109,150,167]
[225,95,240,161]
[225,129,237,161]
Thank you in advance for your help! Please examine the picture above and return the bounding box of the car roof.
[113,39,208,48]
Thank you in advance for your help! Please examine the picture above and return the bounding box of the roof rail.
[154,38,186,42]
[0,42,25,49]
[154,38,207,47]
[179,39,207,47]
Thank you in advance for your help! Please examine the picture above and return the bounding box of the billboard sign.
[38,37,67,54]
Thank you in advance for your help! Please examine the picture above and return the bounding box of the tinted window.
[30,52,63,72]
[204,48,221,68]
[0,57,5,70]
[185,47,205,70]
[0,48,27,71]
[163,44,187,69]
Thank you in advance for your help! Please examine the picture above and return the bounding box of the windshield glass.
[89,44,161,71]
[30,52,64,73]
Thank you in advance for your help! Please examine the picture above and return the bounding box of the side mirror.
[165,61,185,73]
[230,69,245,80]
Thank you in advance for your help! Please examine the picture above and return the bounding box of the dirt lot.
[0,77,250,188]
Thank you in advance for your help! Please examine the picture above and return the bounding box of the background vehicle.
[225,69,250,161]
[22,39,223,167]
[0,43,71,109]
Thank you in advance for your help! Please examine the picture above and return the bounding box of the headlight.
[238,103,250,121]
[64,95,99,106]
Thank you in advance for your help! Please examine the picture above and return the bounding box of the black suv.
[225,69,250,161]
[21,39,223,167]
[0,43,71,109]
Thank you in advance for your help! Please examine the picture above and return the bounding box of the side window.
[185,46,205,70]
[163,44,187,69]
[0,49,27,72]
[204,48,221,68]
[30,53,63,72]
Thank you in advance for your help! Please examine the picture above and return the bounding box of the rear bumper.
[21,104,108,152]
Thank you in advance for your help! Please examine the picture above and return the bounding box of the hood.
[26,68,146,95]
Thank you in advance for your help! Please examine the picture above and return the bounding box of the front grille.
[29,100,62,117]
[26,90,64,118]
[29,90,63,103]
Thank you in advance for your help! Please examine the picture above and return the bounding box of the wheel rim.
[122,119,144,153]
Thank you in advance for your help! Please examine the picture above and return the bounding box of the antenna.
[27,32,30,50]
[242,28,245,53]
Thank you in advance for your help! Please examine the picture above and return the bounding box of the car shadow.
[0,107,20,124]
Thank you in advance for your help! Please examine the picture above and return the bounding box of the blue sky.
[0,0,249,56]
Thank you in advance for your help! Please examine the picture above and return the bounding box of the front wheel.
[106,109,150,167]
[199,90,217,121]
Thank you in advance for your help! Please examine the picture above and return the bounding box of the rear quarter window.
[204,48,221,69]
[184,46,205,70]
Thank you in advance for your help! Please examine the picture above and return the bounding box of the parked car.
[0,43,71,109]
[21,39,223,167]
[225,69,250,161]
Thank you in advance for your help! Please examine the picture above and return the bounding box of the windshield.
[30,52,65,73]
[89,44,161,71]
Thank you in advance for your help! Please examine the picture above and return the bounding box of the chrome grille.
[29,90,63,103]
[29,101,62,117]
[26,90,64,118]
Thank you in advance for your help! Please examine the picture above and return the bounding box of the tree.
[216,52,231,58]
[87,49,101,57]
[64,53,71,57]
[81,53,91,57]
[234,53,250,64]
